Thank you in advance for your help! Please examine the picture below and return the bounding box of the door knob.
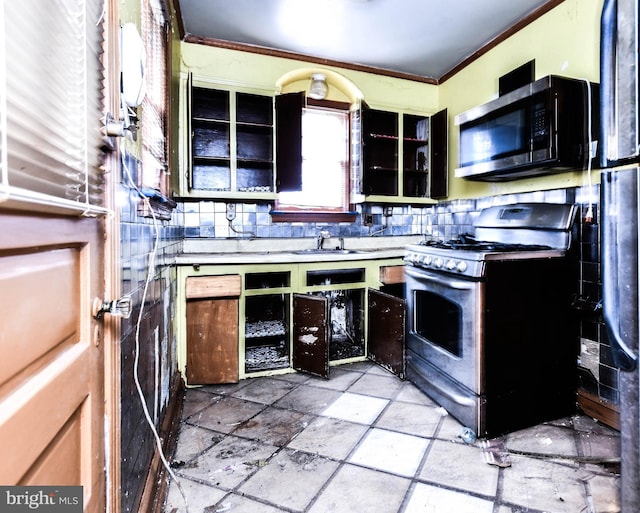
[92,296,132,319]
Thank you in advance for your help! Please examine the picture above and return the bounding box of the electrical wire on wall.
[228,219,256,237]
[120,147,190,513]
[369,207,393,236]
[581,78,597,223]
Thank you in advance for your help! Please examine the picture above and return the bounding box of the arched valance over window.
[275,68,364,108]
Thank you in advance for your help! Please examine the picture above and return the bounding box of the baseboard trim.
[138,373,185,513]
[577,388,620,431]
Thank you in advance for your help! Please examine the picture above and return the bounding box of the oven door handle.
[405,266,478,290]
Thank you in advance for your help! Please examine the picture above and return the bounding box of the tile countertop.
[176,235,422,265]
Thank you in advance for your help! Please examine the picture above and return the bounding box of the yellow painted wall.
[179,43,440,114]
[441,0,604,199]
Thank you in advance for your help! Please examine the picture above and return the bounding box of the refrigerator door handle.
[601,170,639,371]
[603,311,638,371]
[600,0,617,167]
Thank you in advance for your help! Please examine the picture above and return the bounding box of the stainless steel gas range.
[404,203,579,439]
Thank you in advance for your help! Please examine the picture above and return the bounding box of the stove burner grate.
[420,233,552,252]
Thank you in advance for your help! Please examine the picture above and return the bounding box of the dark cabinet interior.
[191,88,231,191]
[362,108,399,196]
[244,294,290,373]
[314,288,365,362]
[306,268,366,286]
[361,107,448,199]
[402,114,429,197]
[292,267,367,378]
[292,289,365,379]
[236,92,273,192]
[191,87,274,193]
[244,271,291,373]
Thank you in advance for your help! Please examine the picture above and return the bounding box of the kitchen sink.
[292,249,364,255]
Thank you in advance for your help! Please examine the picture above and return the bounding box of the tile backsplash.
[178,187,579,242]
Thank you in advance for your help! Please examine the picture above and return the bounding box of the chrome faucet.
[317,230,331,250]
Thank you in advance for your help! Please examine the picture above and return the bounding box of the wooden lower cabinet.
[179,259,406,383]
[185,275,241,384]
[186,297,239,384]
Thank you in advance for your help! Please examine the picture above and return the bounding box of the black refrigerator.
[600,0,640,511]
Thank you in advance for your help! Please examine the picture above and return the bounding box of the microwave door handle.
[600,0,617,167]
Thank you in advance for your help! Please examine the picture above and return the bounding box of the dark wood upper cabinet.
[359,105,448,200]
[184,83,275,199]
[362,106,399,196]
[429,108,448,199]
[275,92,304,192]
[187,83,447,202]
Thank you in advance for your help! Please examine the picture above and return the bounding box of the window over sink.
[277,104,349,212]
[273,93,357,222]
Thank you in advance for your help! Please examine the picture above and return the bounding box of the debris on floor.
[480,437,512,467]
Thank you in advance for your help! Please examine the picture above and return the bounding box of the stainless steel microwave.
[454,75,599,182]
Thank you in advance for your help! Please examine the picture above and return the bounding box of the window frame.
[138,0,174,220]
[272,95,357,223]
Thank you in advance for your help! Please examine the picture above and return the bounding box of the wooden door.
[293,294,330,379]
[0,212,105,512]
[368,288,406,378]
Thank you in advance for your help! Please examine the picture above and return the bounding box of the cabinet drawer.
[186,274,241,299]
[379,265,405,285]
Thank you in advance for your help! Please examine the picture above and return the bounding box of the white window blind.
[140,0,168,193]
[0,0,107,215]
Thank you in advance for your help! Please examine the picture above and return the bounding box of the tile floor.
[163,361,621,513]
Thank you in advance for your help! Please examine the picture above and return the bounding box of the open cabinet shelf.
[186,85,275,198]
[360,107,447,201]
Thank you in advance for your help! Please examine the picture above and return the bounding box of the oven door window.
[414,290,462,357]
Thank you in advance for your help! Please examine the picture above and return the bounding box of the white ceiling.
[177,0,553,81]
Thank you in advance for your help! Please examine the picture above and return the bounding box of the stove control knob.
[434,257,444,268]
[445,259,456,270]
[424,255,433,266]
[456,261,468,273]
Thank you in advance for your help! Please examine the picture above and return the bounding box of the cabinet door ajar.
[293,293,329,379]
[368,288,406,378]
